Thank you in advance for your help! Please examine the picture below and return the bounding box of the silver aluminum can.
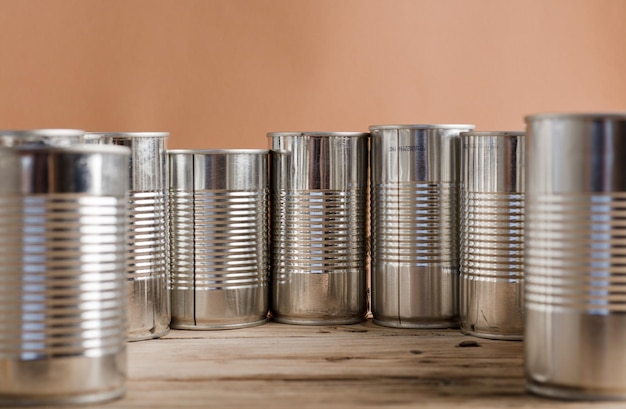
[525,113,626,400]
[168,149,269,329]
[269,132,368,325]
[0,144,129,405]
[89,132,170,341]
[460,131,525,340]
[0,129,84,146]
[83,133,106,144]
[370,124,474,328]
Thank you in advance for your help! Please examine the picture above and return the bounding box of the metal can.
[83,132,107,144]
[269,132,369,325]
[459,131,525,340]
[88,132,170,341]
[168,149,269,329]
[525,113,626,400]
[0,129,84,146]
[370,124,474,328]
[0,144,129,405]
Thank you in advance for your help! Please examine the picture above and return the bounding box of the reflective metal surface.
[0,145,129,405]
[370,124,474,328]
[460,131,525,340]
[269,132,368,325]
[0,129,84,146]
[524,113,626,400]
[168,150,269,329]
[91,132,170,341]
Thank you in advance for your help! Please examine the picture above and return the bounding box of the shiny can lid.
[525,112,626,122]
[369,124,474,131]
[86,131,169,139]
[168,149,269,155]
[460,131,525,137]
[267,131,369,138]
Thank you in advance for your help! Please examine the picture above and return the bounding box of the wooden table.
[43,320,625,408]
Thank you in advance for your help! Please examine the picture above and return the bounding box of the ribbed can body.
[525,113,626,400]
[269,132,368,325]
[0,145,129,405]
[168,150,269,329]
[460,132,525,340]
[370,124,473,328]
[91,133,170,341]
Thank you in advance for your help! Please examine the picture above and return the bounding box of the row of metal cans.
[1,112,626,403]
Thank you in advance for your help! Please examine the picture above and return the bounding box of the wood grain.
[9,321,624,409]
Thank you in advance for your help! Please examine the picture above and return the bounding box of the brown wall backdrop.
[0,0,624,149]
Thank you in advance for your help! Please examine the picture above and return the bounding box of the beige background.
[0,0,624,149]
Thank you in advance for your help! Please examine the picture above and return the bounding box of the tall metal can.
[460,131,525,340]
[525,113,626,400]
[168,149,269,329]
[269,132,369,325]
[88,132,170,341]
[0,144,129,405]
[370,124,474,328]
[0,129,84,147]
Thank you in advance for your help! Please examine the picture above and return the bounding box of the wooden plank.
[5,321,624,409]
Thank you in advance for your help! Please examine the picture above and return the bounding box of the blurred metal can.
[88,132,170,341]
[459,131,525,340]
[525,113,626,400]
[370,124,474,328]
[0,129,84,147]
[168,149,269,329]
[269,132,369,325]
[0,144,129,405]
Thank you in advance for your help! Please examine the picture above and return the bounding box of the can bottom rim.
[171,318,268,330]
[372,318,459,329]
[0,386,125,406]
[526,379,626,401]
[272,316,365,326]
[127,327,170,342]
[460,327,523,341]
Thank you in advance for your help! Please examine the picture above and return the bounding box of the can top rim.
[525,112,626,121]
[267,131,369,138]
[168,149,269,155]
[0,144,131,155]
[86,132,169,138]
[460,131,525,137]
[0,129,85,137]
[369,124,475,131]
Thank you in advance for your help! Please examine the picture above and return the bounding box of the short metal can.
[168,149,269,329]
[459,131,525,340]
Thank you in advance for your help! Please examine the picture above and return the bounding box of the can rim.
[524,112,626,121]
[267,131,369,138]
[0,129,85,138]
[460,131,525,137]
[0,144,131,155]
[86,131,169,138]
[168,149,269,155]
[369,124,475,131]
